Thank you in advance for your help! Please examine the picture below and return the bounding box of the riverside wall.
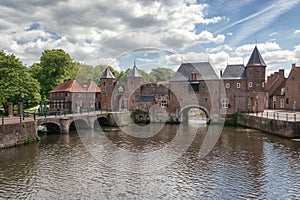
[237,114,300,138]
[0,121,38,148]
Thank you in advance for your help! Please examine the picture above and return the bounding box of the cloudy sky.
[1,0,300,76]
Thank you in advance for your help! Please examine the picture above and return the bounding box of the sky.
[1,0,300,76]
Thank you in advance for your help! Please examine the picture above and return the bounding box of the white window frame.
[161,99,167,108]
[225,83,230,88]
[262,82,265,88]
[237,82,241,88]
[249,82,253,88]
[280,99,284,108]
[222,99,229,108]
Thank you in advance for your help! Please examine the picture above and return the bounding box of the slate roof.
[100,67,115,79]
[246,46,266,67]
[222,64,246,79]
[127,62,143,78]
[50,80,101,93]
[170,62,219,81]
[137,96,155,102]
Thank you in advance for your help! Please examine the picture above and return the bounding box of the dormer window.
[190,73,197,80]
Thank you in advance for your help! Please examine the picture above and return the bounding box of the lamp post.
[293,101,296,112]
[21,93,24,120]
[256,95,258,116]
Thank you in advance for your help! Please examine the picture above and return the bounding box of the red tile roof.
[49,80,101,93]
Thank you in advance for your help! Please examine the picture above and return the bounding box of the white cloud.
[0,0,224,67]
[269,32,278,37]
[294,30,300,34]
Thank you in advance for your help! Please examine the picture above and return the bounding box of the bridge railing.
[248,111,300,122]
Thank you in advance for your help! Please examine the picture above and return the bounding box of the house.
[221,46,267,114]
[49,79,101,113]
[265,69,286,109]
[284,64,300,111]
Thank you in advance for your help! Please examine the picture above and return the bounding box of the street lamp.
[21,93,24,120]
[293,101,296,112]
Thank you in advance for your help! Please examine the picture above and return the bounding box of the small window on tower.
[237,83,241,88]
[226,83,230,88]
[249,82,253,87]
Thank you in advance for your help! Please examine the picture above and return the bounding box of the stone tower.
[126,61,143,93]
[245,46,266,112]
[100,67,116,111]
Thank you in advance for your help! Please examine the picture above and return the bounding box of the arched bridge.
[37,112,130,134]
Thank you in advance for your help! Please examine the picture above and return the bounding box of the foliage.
[36,49,74,99]
[150,67,174,82]
[0,51,40,112]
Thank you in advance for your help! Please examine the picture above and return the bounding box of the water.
[0,123,299,199]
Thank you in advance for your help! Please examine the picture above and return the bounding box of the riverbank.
[234,111,300,139]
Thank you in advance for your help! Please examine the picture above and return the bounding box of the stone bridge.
[37,111,131,134]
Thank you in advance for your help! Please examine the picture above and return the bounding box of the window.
[262,82,265,88]
[237,83,241,88]
[249,82,253,87]
[161,100,167,108]
[280,99,284,108]
[226,83,230,88]
[286,98,289,104]
[222,99,229,108]
[190,73,197,80]
[256,71,259,76]
[189,83,199,91]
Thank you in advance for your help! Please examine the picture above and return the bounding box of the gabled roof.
[222,64,246,79]
[101,67,115,79]
[170,62,219,81]
[246,46,266,67]
[50,80,101,93]
[128,62,142,78]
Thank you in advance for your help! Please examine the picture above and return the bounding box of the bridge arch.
[69,119,89,131]
[41,122,61,134]
[179,105,210,124]
[94,117,109,129]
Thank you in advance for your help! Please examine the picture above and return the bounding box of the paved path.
[247,109,300,122]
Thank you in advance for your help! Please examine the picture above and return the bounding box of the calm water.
[0,123,300,199]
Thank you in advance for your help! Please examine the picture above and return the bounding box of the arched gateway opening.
[94,117,110,129]
[179,105,210,124]
[69,119,89,131]
[41,122,61,134]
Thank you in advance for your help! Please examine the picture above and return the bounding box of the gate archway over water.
[179,105,210,124]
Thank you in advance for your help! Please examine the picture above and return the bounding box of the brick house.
[49,79,101,113]
[221,46,267,114]
[284,64,300,111]
[265,69,286,109]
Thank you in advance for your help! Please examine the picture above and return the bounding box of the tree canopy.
[34,49,75,99]
[0,51,40,109]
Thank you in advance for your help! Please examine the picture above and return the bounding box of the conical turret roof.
[127,61,142,77]
[100,67,115,79]
[246,46,266,67]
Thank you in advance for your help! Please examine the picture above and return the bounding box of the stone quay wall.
[237,114,300,138]
[0,121,38,148]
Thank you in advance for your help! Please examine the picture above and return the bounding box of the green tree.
[76,64,94,83]
[0,51,40,113]
[150,67,174,82]
[38,49,74,99]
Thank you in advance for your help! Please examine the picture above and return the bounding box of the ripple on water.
[0,126,299,199]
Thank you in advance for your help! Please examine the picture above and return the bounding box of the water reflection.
[0,125,299,199]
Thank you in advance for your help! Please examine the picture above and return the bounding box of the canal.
[0,123,299,199]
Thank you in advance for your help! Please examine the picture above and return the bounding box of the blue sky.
[1,0,300,76]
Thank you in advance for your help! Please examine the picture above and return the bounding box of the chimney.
[279,69,284,77]
[292,63,296,69]
[220,70,223,77]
